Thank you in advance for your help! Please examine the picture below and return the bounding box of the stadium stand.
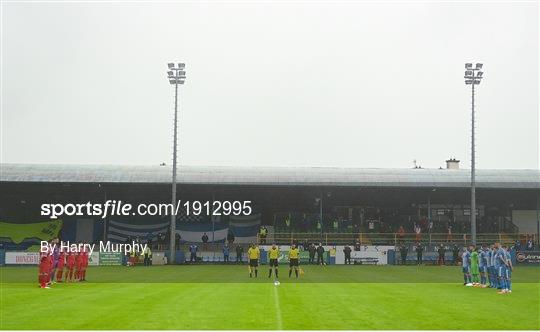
[0,163,538,255]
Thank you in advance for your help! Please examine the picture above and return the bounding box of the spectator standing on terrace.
[400,244,408,265]
[437,244,446,266]
[189,244,198,263]
[223,244,230,262]
[452,243,460,265]
[343,245,352,264]
[235,245,243,263]
[308,243,316,264]
[316,244,325,265]
[157,233,164,250]
[201,233,209,244]
[415,242,424,265]
[143,246,152,266]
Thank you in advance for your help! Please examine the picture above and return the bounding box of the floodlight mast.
[166,62,186,263]
[464,63,483,245]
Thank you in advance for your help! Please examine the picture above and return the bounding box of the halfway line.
[273,284,283,330]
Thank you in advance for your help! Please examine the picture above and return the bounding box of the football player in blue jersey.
[462,245,472,286]
[494,242,508,294]
[478,244,489,287]
[488,244,497,288]
[503,245,513,293]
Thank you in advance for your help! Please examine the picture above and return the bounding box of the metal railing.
[147,233,533,250]
[268,232,528,246]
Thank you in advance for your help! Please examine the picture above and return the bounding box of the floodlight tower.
[167,63,186,263]
[464,63,483,245]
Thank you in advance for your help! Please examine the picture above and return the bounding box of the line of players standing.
[462,242,513,294]
[38,238,89,289]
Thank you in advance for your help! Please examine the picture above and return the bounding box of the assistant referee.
[247,244,260,278]
[288,244,300,278]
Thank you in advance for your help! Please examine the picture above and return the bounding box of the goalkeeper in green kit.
[470,245,480,286]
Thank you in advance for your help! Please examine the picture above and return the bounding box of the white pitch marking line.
[273,284,283,330]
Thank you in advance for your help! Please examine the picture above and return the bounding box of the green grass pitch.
[1,265,539,330]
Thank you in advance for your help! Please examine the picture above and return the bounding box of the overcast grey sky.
[1,1,538,169]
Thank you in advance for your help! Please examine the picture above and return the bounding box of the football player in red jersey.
[65,250,76,282]
[56,249,65,282]
[38,249,50,289]
[46,241,54,286]
[74,247,83,281]
[80,246,89,281]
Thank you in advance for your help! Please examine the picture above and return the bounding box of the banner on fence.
[5,252,40,265]
[151,252,167,265]
[88,252,99,266]
[515,251,540,265]
[334,245,392,265]
[99,252,123,266]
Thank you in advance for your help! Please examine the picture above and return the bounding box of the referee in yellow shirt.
[268,244,280,279]
[289,244,300,278]
[247,244,260,278]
